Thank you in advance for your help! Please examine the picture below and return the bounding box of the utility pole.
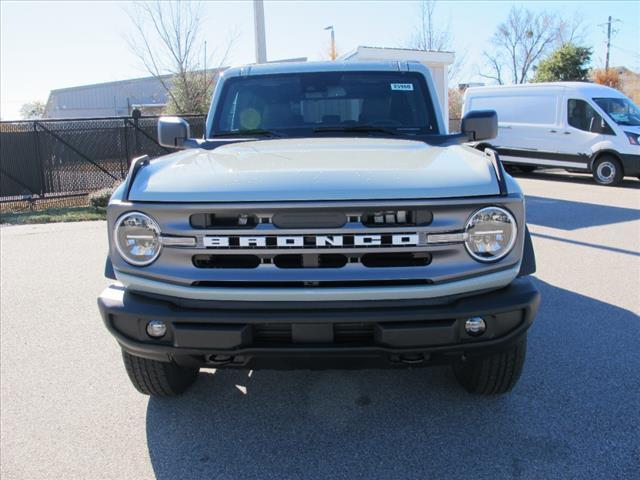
[253,0,267,64]
[599,16,620,72]
[324,25,336,60]
[605,15,612,71]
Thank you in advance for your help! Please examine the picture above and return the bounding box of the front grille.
[253,324,292,344]
[361,252,431,268]
[333,322,376,344]
[190,213,259,229]
[361,209,433,227]
[193,255,261,269]
[253,322,375,346]
[273,254,348,269]
[119,199,520,289]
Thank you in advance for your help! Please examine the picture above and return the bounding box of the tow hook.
[390,353,427,365]
[206,354,234,365]
[400,353,426,364]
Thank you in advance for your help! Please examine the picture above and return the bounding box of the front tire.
[122,350,199,396]
[453,337,527,395]
[593,155,623,186]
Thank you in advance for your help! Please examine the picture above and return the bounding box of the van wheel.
[593,155,623,186]
[122,350,199,396]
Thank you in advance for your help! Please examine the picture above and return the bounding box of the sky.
[1,0,639,120]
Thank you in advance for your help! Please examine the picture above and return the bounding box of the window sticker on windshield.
[390,83,414,91]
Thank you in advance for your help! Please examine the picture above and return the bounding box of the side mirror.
[158,116,191,148]
[461,110,498,141]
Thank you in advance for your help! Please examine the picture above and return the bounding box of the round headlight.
[464,207,517,262]
[114,212,162,266]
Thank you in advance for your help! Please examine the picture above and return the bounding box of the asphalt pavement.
[1,171,639,480]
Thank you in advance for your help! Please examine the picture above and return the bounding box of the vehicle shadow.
[525,195,640,230]
[145,278,639,479]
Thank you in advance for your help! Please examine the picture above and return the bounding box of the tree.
[448,88,463,130]
[126,1,235,115]
[592,68,621,90]
[409,0,451,51]
[481,7,582,84]
[533,43,592,82]
[20,100,45,119]
[407,0,466,85]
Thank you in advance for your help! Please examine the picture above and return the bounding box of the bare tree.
[126,0,236,114]
[407,0,465,86]
[409,0,451,51]
[557,14,586,46]
[481,7,565,84]
[480,51,505,85]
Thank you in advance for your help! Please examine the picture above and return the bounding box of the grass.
[0,206,106,225]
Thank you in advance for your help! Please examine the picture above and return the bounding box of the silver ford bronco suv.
[98,61,539,396]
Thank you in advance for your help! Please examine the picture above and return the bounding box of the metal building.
[42,59,305,119]
[42,74,176,119]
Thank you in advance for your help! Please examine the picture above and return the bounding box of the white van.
[462,82,640,185]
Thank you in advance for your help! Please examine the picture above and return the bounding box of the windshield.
[593,97,640,126]
[210,71,438,137]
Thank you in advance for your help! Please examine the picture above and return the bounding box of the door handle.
[549,129,557,133]
[563,131,571,135]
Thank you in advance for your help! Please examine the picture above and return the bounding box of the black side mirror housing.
[461,110,498,141]
[158,116,191,148]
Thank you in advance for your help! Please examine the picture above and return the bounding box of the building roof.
[339,46,455,65]
[466,81,628,98]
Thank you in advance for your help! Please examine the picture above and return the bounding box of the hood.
[129,138,500,202]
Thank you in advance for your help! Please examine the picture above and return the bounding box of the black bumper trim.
[98,277,540,366]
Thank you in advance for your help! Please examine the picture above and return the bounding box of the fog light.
[146,320,167,338]
[465,317,486,336]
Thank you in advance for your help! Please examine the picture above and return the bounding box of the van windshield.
[593,97,640,127]
[211,71,438,138]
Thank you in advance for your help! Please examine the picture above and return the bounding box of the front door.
[555,98,616,169]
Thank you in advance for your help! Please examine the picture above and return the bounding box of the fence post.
[132,108,141,157]
[122,118,130,172]
[32,121,46,196]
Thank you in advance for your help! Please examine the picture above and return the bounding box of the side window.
[567,99,614,134]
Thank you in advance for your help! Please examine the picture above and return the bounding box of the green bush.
[89,187,115,209]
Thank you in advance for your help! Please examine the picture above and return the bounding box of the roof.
[339,46,455,65]
[466,81,627,98]
[47,73,175,95]
[224,60,422,77]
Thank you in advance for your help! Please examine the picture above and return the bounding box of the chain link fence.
[2,114,465,213]
[0,115,206,212]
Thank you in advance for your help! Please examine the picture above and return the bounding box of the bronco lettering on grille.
[202,233,420,248]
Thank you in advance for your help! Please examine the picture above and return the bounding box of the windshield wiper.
[313,125,398,135]
[212,129,281,138]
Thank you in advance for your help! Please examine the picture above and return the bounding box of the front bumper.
[98,277,539,369]
[620,153,640,177]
